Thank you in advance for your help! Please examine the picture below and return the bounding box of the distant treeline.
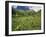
[12,8,41,16]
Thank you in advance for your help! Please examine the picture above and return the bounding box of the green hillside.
[12,9,41,31]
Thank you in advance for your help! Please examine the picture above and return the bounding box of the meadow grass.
[12,14,41,31]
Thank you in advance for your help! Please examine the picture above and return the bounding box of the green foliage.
[12,9,41,31]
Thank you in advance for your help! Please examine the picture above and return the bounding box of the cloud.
[29,6,41,12]
[12,5,17,9]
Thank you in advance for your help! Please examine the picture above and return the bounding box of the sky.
[12,5,41,12]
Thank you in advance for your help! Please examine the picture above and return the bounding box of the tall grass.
[12,9,41,31]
